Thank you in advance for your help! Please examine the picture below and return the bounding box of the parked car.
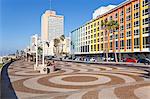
[90,58,95,62]
[45,56,53,60]
[75,58,80,61]
[137,58,150,65]
[124,58,137,63]
[84,58,89,62]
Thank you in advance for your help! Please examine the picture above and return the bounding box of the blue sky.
[0,0,125,55]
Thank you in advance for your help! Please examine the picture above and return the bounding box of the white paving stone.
[49,74,111,86]
[23,75,79,92]
[134,86,150,99]
[98,87,118,99]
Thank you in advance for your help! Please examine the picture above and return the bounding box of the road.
[1,60,150,99]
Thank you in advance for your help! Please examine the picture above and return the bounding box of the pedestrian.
[52,60,56,71]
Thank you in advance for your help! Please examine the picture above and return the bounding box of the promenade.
[1,60,150,99]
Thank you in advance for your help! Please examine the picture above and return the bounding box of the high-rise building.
[71,0,150,60]
[41,10,64,41]
[41,10,64,56]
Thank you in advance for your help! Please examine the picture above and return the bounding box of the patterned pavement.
[6,60,150,99]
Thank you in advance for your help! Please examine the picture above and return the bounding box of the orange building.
[71,0,150,60]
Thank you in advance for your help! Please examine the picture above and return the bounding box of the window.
[94,29,96,32]
[91,35,93,38]
[142,8,149,15]
[134,12,139,18]
[94,45,96,51]
[120,26,124,31]
[98,38,100,42]
[110,16,112,20]
[126,15,131,21]
[101,38,103,42]
[110,42,113,50]
[116,34,118,39]
[120,10,124,16]
[143,37,150,48]
[134,29,139,35]
[143,18,149,25]
[101,44,103,50]
[127,39,131,49]
[91,25,93,28]
[143,27,149,34]
[143,0,149,6]
[126,7,131,13]
[97,27,99,31]
[134,38,140,48]
[120,40,124,49]
[91,40,93,43]
[91,30,93,33]
[85,32,87,35]
[97,22,99,25]
[134,21,139,27]
[127,31,131,37]
[120,18,124,23]
[126,23,131,29]
[115,13,118,18]
[97,33,100,36]
[97,44,100,51]
[91,45,93,51]
[94,34,96,38]
[94,39,96,43]
[94,23,96,27]
[134,3,139,10]
[116,41,118,49]
[101,32,103,36]
[110,35,113,40]
[120,33,124,38]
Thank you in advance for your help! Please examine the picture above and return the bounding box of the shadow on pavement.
[0,61,18,99]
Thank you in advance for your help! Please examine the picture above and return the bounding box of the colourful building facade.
[71,0,150,60]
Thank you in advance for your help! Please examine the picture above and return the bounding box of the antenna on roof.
[50,0,52,10]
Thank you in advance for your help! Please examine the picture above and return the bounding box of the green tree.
[60,35,65,41]
[60,35,65,54]
[54,38,60,55]
[101,19,109,62]
[106,20,119,62]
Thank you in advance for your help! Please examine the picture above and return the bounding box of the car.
[137,58,150,65]
[45,56,54,60]
[90,58,95,62]
[84,58,89,62]
[75,58,80,61]
[124,58,137,63]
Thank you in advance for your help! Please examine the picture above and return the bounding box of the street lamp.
[33,34,38,70]
[42,40,50,67]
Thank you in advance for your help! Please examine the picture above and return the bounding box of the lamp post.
[42,40,50,67]
[42,40,45,67]
[35,34,38,68]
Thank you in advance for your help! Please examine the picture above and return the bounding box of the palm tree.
[101,19,109,62]
[106,20,119,62]
[60,35,65,41]
[60,35,65,55]
[54,38,60,55]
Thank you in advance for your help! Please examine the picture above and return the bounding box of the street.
[1,60,150,99]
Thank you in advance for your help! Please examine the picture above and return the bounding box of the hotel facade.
[41,10,64,56]
[71,0,150,60]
